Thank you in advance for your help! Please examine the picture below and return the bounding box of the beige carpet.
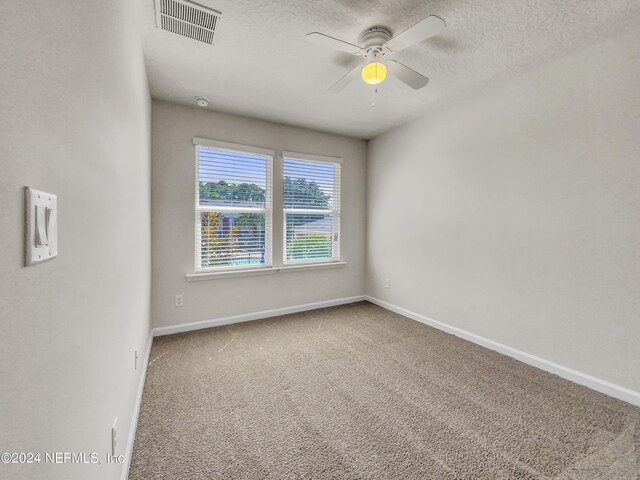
[129,302,639,479]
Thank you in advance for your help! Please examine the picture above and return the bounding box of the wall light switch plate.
[24,187,57,266]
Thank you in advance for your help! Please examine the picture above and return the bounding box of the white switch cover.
[25,187,57,266]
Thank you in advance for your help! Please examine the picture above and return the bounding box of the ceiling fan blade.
[328,64,362,92]
[387,60,429,89]
[384,15,446,52]
[305,32,363,55]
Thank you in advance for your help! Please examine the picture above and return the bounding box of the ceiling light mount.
[359,27,392,50]
[194,96,209,107]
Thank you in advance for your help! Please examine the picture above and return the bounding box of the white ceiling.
[136,0,640,139]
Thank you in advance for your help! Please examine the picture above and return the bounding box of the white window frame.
[282,151,342,266]
[193,137,274,273]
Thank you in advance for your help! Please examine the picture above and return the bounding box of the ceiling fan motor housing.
[359,26,393,61]
[359,26,392,48]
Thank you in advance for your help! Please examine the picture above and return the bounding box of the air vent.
[154,0,221,45]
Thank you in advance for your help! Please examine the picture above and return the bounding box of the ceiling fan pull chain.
[371,86,379,108]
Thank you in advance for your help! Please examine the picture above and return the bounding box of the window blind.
[283,155,341,263]
[195,143,273,270]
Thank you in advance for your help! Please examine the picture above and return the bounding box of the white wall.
[367,28,640,393]
[151,101,366,329]
[0,1,151,479]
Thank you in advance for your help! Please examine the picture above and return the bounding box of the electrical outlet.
[111,417,118,456]
[175,294,184,307]
[384,278,391,289]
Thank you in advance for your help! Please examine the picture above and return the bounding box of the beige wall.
[0,1,151,479]
[367,28,640,393]
[151,101,366,329]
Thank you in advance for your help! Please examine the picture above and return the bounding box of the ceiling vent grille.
[154,0,221,45]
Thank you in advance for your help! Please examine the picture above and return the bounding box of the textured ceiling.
[136,0,640,139]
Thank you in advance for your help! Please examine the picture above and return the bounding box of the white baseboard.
[152,295,367,337]
[121,332,153,480]
[365,296,640,408]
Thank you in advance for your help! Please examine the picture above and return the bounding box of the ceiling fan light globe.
[361,62,387,85]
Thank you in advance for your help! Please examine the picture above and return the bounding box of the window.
[191,139,342,277]
[194,138,273,271]
[283,152,341,264]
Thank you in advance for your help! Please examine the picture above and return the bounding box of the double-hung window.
[283,152,341,264]
[194,138,273,271]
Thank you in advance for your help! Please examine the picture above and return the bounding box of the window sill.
[279,261,346,273]
[185,261,346,281]
[186,267,278,282]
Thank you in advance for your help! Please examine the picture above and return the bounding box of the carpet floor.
[129,302,639,479]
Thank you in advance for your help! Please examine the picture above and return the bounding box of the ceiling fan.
[305,15,446,92]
